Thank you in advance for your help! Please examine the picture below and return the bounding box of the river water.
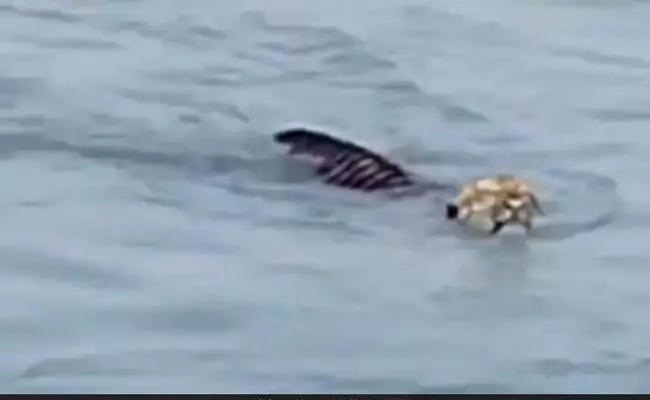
[0,0,649,394]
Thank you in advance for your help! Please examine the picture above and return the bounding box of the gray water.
[0,0,648,394]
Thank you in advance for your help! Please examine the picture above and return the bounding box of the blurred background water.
[0,0,648,394]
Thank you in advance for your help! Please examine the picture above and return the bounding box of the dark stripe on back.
[322,153,365,184]
[336,157,376,187]
[274,128,415,192]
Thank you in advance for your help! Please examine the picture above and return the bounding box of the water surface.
[0,0,648,394]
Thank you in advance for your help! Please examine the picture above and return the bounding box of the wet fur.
[274,128,544,236]
[446,174,544,234]
[274,128,416,192]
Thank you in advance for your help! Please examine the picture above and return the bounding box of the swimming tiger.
[273,127,543,235]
